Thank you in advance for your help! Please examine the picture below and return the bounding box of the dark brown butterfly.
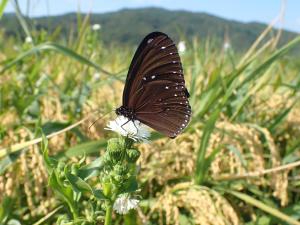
[116,32,191,138]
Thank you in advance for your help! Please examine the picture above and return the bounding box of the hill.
[0,7,299,51]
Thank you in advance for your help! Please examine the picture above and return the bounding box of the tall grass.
[1,10,300,225]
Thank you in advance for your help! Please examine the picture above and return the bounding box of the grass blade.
[227,190,300,225]
[0,42,113,75]
[0,0,8,19]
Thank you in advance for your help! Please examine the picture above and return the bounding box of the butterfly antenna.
[88,110,115,131]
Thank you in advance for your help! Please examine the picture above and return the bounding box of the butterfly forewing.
[121,32,191,138]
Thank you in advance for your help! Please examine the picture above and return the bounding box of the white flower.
[178,41,186,53]
[92,23,101,31]
[223,42,231,50]
[113,194,140,215]
[25,36,32,43]
[105,115,150,142]
[93,72,101,81]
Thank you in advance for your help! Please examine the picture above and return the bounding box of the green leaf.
[268,103,295,132]
[65,171,106,200]
[195,109,220,184]
[281,203,300,222]
[42,121,70,135]
[0,0,9,19]
[0,42,112,75]
[256,216,271,225]
[93,189,107,200]
[179,214,194,225]
[77,157,104,180]
[202,146,222,178]
[227,144,247,168]
[49,171,74,203]
[239,36,300,88]
[0,151,21,175]
[65,140,106,157]
[49,171,78,218]
[0,196,13,224]
[285,139,300,158]
[65,171,93,193]
[41,135,58,173]
[227,190,300,225]
[123,176,138,193]
[7,219,21,225]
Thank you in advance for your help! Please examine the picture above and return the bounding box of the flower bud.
[101,175,110,183]
[113,174,124,183]
[114,164,128,176]
[107,138,124,162]
[126,148,141,163]
[102,153,112,165]
[103,182,112,197]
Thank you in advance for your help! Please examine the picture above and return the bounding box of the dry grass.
[146,183,240,225]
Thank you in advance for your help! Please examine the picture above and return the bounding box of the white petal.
[105,116,150,142]
[113,195,140,214]
[178,41,186,53]
[92,24,101,30]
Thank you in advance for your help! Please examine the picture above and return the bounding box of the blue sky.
[4,0,300,33]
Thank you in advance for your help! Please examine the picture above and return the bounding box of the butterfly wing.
[123,32,191,138]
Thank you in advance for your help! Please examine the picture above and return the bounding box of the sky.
[4,0,300,33]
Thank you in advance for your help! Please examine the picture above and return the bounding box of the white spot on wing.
[147,38,153,44]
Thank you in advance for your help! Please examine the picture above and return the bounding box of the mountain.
[0,7,299,51]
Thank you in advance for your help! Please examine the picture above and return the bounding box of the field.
[1,10,300,225]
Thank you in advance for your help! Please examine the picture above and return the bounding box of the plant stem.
[124,210,137,225]
[104,201,113,225]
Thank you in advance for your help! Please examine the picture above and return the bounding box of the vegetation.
[0,8,299,52]
[1,6,300,225]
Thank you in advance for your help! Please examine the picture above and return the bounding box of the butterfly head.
[116,106,136,120]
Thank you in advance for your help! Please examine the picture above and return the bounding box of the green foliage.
[0,8,299,54]
[39,134,140,224]
[0,0,9,19]
[0,197,13,224]
[1,6,300,225]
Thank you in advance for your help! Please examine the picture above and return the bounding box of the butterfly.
[116,32,191,138]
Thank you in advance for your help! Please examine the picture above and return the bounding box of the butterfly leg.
[120,119,130,131]
[120,119,139,134]
[132,119,139,134]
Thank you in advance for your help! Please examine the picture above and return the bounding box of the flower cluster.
[100,136,142,216]
[101,115,150,219]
